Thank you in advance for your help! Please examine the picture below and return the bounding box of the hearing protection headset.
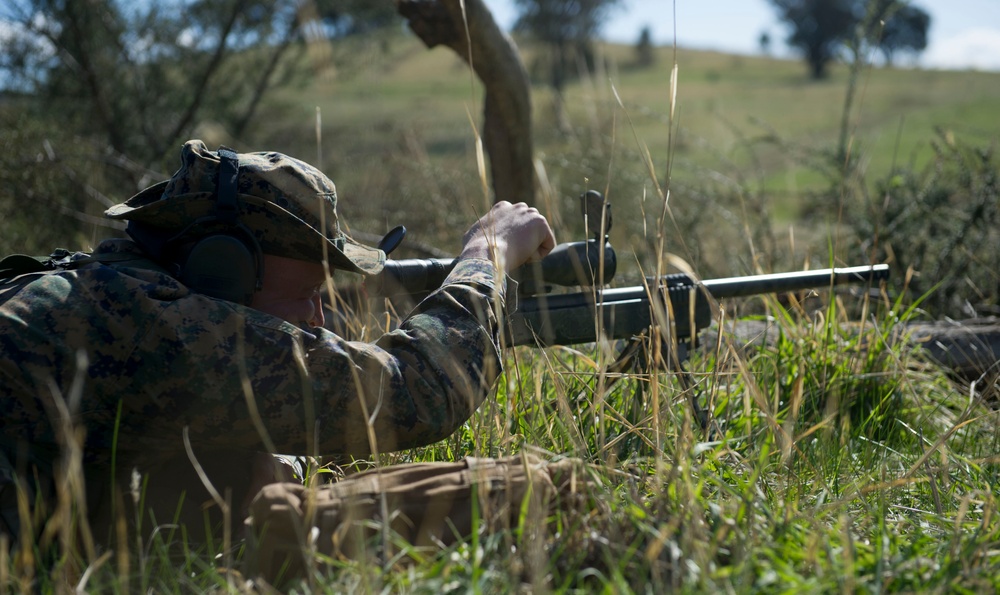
[169,146,264,305]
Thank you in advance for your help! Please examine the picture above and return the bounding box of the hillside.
[240,34,998,279]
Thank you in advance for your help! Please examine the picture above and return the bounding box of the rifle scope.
[364,239,617,298]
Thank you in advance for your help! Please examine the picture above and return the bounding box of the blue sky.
[482,0,1000,71]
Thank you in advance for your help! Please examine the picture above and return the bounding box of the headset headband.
[215,147,241,224]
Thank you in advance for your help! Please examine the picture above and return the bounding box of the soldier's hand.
[460,201,556,273]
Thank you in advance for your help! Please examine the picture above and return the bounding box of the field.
[4,31,1000,593]
[239,35,1000,277]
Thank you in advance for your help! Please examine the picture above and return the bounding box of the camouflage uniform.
[0,140,505,541]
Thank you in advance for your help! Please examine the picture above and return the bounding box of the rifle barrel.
[702,264,890,298]
[506,264,889,347]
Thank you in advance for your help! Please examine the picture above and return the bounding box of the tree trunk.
[395,0,536,205]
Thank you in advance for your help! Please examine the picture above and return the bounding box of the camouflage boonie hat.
[106,139,384,275]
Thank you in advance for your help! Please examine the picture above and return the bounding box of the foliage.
[513,0,623,48]
[852,132,1000,316]
[6,290,1000,593]
[767,0,931,79]
[877,4,930,65]
[758,30,772,55]
[0,113,125,256]
[312,0,401,38]
[513,0,623,91]
[2,15,1000,593]
[633,25,655,67]
[673,88,1000,318]
[0,0,406,251]
[768,0,857,79]
[0,0,312,168]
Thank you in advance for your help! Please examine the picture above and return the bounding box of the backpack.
[0,249,78,284]
[0,248,167,303]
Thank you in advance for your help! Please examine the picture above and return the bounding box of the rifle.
[363,191,889,365]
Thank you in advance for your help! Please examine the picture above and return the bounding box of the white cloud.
[923,27,1000,71]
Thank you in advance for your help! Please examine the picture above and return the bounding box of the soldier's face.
[250,254,327,328]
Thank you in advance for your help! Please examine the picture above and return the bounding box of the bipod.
[558,328,713,462]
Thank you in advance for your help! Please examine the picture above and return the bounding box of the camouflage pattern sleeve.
[306,257,505,454]
[113,256,506,459]
[0,241,506,464]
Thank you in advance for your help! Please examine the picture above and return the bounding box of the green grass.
[4,30,1000,593]
[15,292,997,593]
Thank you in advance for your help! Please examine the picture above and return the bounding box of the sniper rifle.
[364,191,889,366]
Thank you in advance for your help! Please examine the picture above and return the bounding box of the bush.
[0,112,128,256]
[852,132,1000,317]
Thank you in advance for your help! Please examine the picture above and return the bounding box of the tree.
[759,31,772,55]
[513,0,623,92]
[767,0,930,79]
[877,4,930,65]
[768,0,858,79]
[635,25,655,67]
[0,0,307,168]
[313,0,401,38]
[396,0,536,205]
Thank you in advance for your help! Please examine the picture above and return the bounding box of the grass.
[275,296,999,592]
[4,28,1000,593]
[358,293,999,593]
[33,292,995,593]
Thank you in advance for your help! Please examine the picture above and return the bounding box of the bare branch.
[396,0,536,205]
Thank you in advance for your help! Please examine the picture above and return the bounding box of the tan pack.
[244,454,588,586]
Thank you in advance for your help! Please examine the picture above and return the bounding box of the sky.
[482,0,1000,71]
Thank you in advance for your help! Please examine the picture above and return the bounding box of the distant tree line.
[513,0,623,89]
[0,0,407,255]
[768,0,930,79]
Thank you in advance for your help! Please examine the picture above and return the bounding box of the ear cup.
[179,232,259,305]
[165,146,264,305]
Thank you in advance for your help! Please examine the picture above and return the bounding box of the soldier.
[0,139,555,547]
